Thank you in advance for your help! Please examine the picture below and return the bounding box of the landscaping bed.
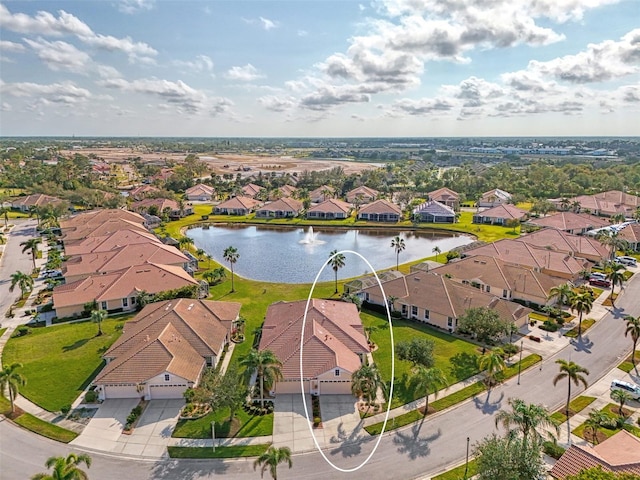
[573,403,640,443]
[167,444,270,459]
[550,396,596,424]
[564,318,596,338]
[617,351,640,373]
[172,406,273,439]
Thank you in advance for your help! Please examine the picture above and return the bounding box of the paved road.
[1,259,638,479]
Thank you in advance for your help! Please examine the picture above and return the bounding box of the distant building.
[306,199,352,220]
[413,201,456,223]
[214,196,261,215]
[346,186,379,203]
[357,199,402,222]
[185,184,215,201]
[428,187,460,210]
[477,189,512,208]
[472,204,528,225]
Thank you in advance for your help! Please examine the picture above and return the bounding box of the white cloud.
[297,29,308,37]
[225,64,265,82]
[24,38,92,74]
[259,17,278,30]
[300,85,371,111]
[1,80,92,106]
[173,55,214,73]
[391,97,454,115]
[117,0,155,14]
[0,40,26,53]
[258,95,296,112]
[1,102,12,111]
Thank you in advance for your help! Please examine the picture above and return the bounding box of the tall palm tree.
[553,359,589,445]
[20,237,42,271]
[90,308,106,337]
[351,362,386,415]
[611,389,633,416]
[432,245,441,263]
[569,291,594,338]
[410,366,447,416]
[547,282,575,307]
[178,236,194,251]
[253,446,292,480]
[624,315,640,374]
[606,262,626,306]
[9,270,34,299]
[479,348,506,388]
[494,398,559,447]
[223,246,239,292]
[195,248,206,263]
[0,362,26,414]
[328,250,346,294]
[239,349,282,406]
[31,453,92,480]
[583,410,609,444]
[391,236,406,271]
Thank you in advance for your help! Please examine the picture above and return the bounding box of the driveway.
[70,399,138,452]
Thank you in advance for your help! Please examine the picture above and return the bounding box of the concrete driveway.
[71,399,138,452]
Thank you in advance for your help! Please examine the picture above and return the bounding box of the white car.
[616,256,637,267]
[610,379,640,400]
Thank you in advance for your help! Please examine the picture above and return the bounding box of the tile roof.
[518,228,610,259]
[569,190,640,216]
[347,186,379,200]
[185,184,215,196]
[428,187,459,201]
[242,183,264,196]
[11,193,64,208]
[527,212,610,231]
[216,196,261,210]
[60,209,146,230]
[256,197,303,213]
[476,204,527,220]
[63,230,161,256]
[413,200,456,216]
[309,185,336,199]
[619,223,640,244]
[128,185,160,199]
[358,199,402,215]
[62,218,149,241]
[480,189,512,201]
[307,198,352,214]
[277,184,298,197]
[259,300,368,380]
[131,197,180,213]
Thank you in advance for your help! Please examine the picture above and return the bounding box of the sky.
[0,0,639,137]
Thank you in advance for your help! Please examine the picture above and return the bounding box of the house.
[430,255,566,306]
[428,187,460,210]
[472,204,528,225]
[255,197,304,218]
[270,184,298,199]
[62,218,149,242]
[94,298,241,400]
[568,190,640,217]
[63,229,162,256]
[306,199,352,219]
[464,239,590,280]
[11,193,65,212]
[128,185,160,200]
[549,430,640,479]
[357,199,402,222]
[526,212,610,235]
[618,223,640,251]
[477,189,512,208]
[242,183,265,198]
[357,271,532,332]
[214,196,261,215]
[52,263,202,319]
[259,300,369,395]
[131,198,193,219]
[185,184,215,201]
[413,200,456,223]
[62,243,190,283]
[60,209,146,232]
[346,186,379,203]
[309,185,336,203]
[517,228,610,263]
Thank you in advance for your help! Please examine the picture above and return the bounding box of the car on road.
[589,278,611,287]
[610,379,640,400]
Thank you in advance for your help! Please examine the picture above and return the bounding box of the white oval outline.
[299,249,395,472]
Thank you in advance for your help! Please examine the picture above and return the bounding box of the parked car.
[610,379,640,400]
[589,278,611,287]
[43,270,62,278]
[589,272,607,280]
[616,256,637,266]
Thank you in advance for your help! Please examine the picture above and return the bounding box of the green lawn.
[362,311,481,408]
[551,396,596,424]
[2,317,130,412]
[618,351,640,373]
[573,403,640,442]
[432,459,478,480]
[14,413,78,443]
[0,327,7,338]
[564,318,596,338]
[172,407,273,439]
[167,444,270,459]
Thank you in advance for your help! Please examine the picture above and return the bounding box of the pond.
[187,224,474,284]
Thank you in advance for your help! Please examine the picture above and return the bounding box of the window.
[424,310,430,320]
[411,306,418,316]
[503,289,508,298]
[164,374,170,382]
[131,296,136,305]
[401,304,408,315]
[447,317,453,327]
[101,301,107,310]
[485,285,490,293]
[334,369,340,377]
[365,293,370,302]
[122,297,128,307]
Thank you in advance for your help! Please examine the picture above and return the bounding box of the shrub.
[60,404,71,416]
[183,388,195,403]
[313,417,321,426]
[132,405,142,416]
[84,391,98,403]
[542,440,566,460]
[502,343,519,356]
[446,251,460,262]
[555,316,566,326]
[540,320,559,332]
[15,326,30,337]
[126,413,137,425]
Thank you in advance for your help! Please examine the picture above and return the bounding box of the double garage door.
[103,383,187,399]
[318,380,351,395]
[149,384,187,399]
[103,384,139,399]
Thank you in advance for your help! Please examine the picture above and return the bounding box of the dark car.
[589,278,611,287]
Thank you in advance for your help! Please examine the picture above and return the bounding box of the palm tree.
[195,248,206,264]
[606,262,626,306]
[90,308,106,337]
[223,246,239,292]
[611,389,633,416]
[178,236,194,251]
[328,250,346,294]
[351,362,386,415]
[0,205,9,229]
[547,282,575,307]
[494,398,559,447]
[205,253,213,269]
[553,359,589,445]
[239,349,282,406]
[583,410,609,444]
[624,315,640,374]
[9,270,34,299]
[391,236,406,271]
[253,446,292,480]
[0,362,26,414]
[432,245,441,262]
[233,316,246,341]
[31,453,92,480]
[569,291,594,338]
[410,366,447,416]
[479,348,506,388]
[20,237,42,271]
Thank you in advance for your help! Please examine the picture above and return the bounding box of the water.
[188,225,474,284]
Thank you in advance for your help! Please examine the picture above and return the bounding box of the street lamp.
[517,340,524,385]
[463,436,470,479]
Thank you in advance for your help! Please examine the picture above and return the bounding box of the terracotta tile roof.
[60,209,146,230]
[131,198,180,213]
[358,199,402,215]
[185,184,214,196]
[95,323,205,384]
[569,190,640,216]
[307,198,352,214]
[128,185,160,199]
[63,243,188,278]
[256,197,303,214]
[309,185,336,200]
[63,230,161,256]
[53,263,199,309]
[619,223,640,244]
[480,189,512,202]
[215,196,261,211]
[278,185,298,197]
[476,204,527,220]
[242,183,264,197]
[518,228,610,260]
[11,193,64,208]
[62,218,149,241]
[259,300,368,380]
[528,212,610,231]
[347,186,379,201]
[428,187,459,202]
[550,431,640,479]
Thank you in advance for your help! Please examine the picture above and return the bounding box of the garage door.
[149,384,187,399]
[275,381,309,395]
[319,381,352,395]
[103,384,139,399]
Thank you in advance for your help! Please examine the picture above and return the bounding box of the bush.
[540,320,559,332]
[542,440,566,460]
[84,390,98,403]
[446,251,460,262]
[313,417,321,426]
[183,388,195,403]
[60,404,71,416]
[502,343,519,356]
[15,326,30,337]
[126,413,137,425]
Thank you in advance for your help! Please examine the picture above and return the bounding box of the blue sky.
[1,0,638,137]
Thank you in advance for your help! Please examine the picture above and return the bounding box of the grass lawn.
[573,403,640,442]
[618,351,640,373]
[564,318,596,338]
[551,396,596,424]
[173,407,273,439]
[168,444,270,459]
[361,311,481,408]
[14,413,78,443]
[0,327,7,338]
[432,459,478,480]
[2,316,131,412]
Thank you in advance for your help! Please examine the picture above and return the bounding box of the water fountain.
[299,226,325,245]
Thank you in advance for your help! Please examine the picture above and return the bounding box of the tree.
[31,453,92,480]
[90,308,106,337]
[583,410,610,444]
[548,282,575,307]
[178,236,194,250]
[474,434,545,480]
[410,366,447,416]
[351,362,386,415]
[328,250,346,294]
[0,362,26,414]
[432,245,441,262]
[553,359,589,444]
[479,348,506,388]
[504,217,520,233]
[223,246,239,292]
[494,398,559,448]
[624,315,640,374]
[203,267,226,286]
[20,237,42,271]
[239,349,282,406]
[9,270,34,299]
[391,235,406,270]
[610,388,633,416]
[457,307,509,352]
[569,291,594,338]
[253,446,292,480]
[396,338,435,368]
[606,262,626,306]
[566,467,640,479]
